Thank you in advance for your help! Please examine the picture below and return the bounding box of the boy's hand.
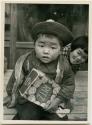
[3,96,11,105]
[56,104,70,118]
[3,95,16,108]
[4,94,17,108]
[47,98,61,113]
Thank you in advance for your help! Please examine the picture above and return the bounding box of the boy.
[62,36,88,73]
[6,20,75,120]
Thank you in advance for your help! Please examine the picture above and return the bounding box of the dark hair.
[71,36,88,54]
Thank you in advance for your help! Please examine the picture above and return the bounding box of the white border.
[0,0,4,124]
[0,0,92,124]
[88,1,92,125]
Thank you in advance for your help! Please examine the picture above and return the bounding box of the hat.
[31,20,74,46]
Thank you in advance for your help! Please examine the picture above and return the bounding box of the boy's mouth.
[41,56,50,62]
[42,56,49,59]
[72,56,82,63]
[72,59,81,64]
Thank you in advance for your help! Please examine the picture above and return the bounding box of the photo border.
[0,0,92,124]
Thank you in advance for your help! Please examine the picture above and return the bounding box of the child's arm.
[6,70,16,95]
[57,61,75,107]
[5,70,24,108]
[47,58,75,112]
[5,71,16,107]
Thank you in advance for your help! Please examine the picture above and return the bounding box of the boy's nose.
[43,48,50,54]
[76,56,82,61]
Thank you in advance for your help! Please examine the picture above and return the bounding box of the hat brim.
[31,21,74,46]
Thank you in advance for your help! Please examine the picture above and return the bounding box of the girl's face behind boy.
[70,48,88,64]
[35,34,61,63]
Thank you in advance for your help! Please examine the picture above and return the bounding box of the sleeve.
[57,59,75,103]
[6,70,15,96]
[71,64,80,74]
[6,54,30,96]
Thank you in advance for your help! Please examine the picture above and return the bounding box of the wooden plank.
[75,71,88,77]
[71,105,87,114]
[74,71,88,92]
[75,80,88,87]
[4,106,17,115]
[68,113,87,121]
[75,87,88,91]
[74,91,87,98]
[75,77,88,87]
[75,83,88,88]
[75,71,88,86]
[4,115,15,120]
[9,4,17,68]
[5,41,34,49]
[71,98,87,105]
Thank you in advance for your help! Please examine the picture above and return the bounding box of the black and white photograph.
[3,2,89,122]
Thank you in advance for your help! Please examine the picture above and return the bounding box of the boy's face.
[35,34,61,63]
[70,48,88,64]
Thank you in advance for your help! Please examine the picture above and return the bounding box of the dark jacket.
[6,50,75,109]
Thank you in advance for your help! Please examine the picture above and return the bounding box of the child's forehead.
[75,48,88,56]
[36,34,61,45]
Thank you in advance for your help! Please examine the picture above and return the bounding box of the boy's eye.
[51,47,57,49]
[38,44,44,47]
[77,51,81,55]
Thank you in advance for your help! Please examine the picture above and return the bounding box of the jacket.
[6,50,75,109]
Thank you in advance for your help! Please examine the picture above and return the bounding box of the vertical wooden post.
[9,4,17,68]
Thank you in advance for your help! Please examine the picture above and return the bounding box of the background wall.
[4,4,89,69]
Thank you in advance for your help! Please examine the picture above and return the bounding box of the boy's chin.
[41,60,51,63]
[70,58,76,64]
[40,59,53,63]
[70,61,76,64]
[39,57,58,64]
[70,60,79,65]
